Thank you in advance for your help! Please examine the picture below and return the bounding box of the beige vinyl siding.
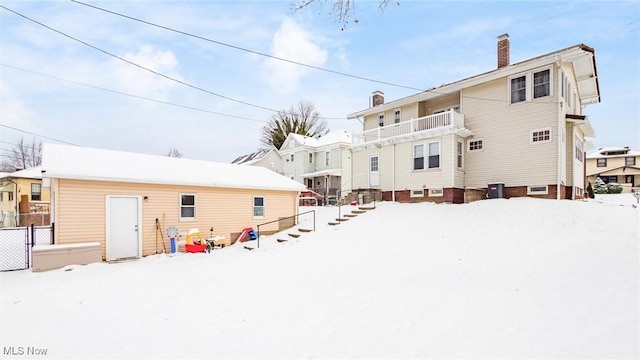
[463,70,559,189]
[54,179,298,259]
[393,135,456,190]
[363,104,419,132]
[422,93,460,116]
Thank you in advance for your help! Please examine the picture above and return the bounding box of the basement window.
[410,189,424,197]
[429,189,443,197]
[527,186,548,195]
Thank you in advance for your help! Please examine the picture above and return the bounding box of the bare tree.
[292,0,397,29]
[165,148,183,158]
[261,101,329,150]
[0,138,42,171]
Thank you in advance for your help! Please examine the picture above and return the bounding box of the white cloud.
[111,46,183,101]
[262,18,327,94]
[0,82,36,133]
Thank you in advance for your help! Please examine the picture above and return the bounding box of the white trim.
[509,65,553,105]
[427,140,441,169]
[530,127,552,144]
[457,140,464,169]
[413,143,425,171]
[394,108,401,123]
[527,185,548,195]
[179,193,197,221]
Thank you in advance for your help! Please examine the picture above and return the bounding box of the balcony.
[353,110,467,145]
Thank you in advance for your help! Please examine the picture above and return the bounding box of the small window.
[626,157,636,166]
[290,154,294,162]
[600,176,617,184]
[8,192,13,201]
[527,185,548,195]
[410,189,424,197]
[0,192,3,202]
[325,151,330,166]
[429,188,443,197]
[394,109,401,124]
[575,135,583,162]
[531,128,551,144]
[378,113,385,127]
[31,183,41,201]
[597,158,607,167]
[308,153,313,164]
[180,194,196,221]
[413,144,424,170]
[428,142,440,169]
[289,141,295,148]
[510,75,526,104]
[253,196,265,218]
[533,69,550,99]
[468,139,483,152]
[456,141,463,168]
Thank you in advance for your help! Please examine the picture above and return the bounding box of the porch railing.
[353,110,464,145]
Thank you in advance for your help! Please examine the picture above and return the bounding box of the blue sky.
[1,0,638,163]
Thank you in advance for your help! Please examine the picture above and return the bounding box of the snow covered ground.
[1,194,638,359]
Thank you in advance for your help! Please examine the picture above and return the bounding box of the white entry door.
[369,154,380,187]
[106,196,141,261]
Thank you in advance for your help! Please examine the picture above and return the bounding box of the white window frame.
[533,69,551,99]
[413,144,424,171]
[527,185,548,195]
[394,109,401,124]
[290,154,294,162]
[179,193,197,221]
[427,141,440,169]
[457,140,463,168]
[468,139,483,152]
[530,127,552,144]
[509,66,553,104]
[428,188,443,197]
[410,189,424,197]
[378,113,385,127]
[308,153,313,164]
[325,151,330,166]
[31,183,42,201]
[253,196,265,219]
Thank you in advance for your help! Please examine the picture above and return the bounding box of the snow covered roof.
[41,144,307,192]
[283,130,352,150]
[586,146,640,158]
[231,147,279,165]
[0,166,43,179]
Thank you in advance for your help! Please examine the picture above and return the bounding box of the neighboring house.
[347,34,599,203]
[586,146,640,192]
[41,143,307,262]
[231,147,283,174]
[0,166,50,227]
[279,130,353,204]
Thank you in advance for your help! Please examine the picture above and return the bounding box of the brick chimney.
[371,90,384,107]
[497,33,510,69]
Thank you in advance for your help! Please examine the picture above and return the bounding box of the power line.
[1,64,267,124]
[0,4,280,113]
[70,0,427,93]
[0,124,79,145]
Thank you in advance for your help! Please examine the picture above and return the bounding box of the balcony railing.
[353,110,464,145]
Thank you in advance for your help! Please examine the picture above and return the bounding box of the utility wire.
[0,64,348,121]
[0,4,279,113]
[70,0,427,93]
[0,124,79,146]
[1,64,267,124]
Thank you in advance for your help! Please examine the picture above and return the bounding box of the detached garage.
[41,143,307,261]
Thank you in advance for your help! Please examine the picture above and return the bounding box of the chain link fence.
[0,224,54,271]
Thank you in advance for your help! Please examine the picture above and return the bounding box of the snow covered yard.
[1,194,638,359]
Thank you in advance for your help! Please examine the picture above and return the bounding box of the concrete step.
[352,210,366,214]
[299,228,313,233]
[328,222,340,226]
[288,233,301,238]
[336,218,349,222]
[344,214,358,218]
[277,239,288,243]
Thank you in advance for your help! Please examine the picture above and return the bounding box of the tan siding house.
[43,144,306,261]
[347,34,599,203]
[586,147,640,192]
[0,166,51,227]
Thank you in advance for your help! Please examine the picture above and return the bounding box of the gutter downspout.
[557,60,563,200]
